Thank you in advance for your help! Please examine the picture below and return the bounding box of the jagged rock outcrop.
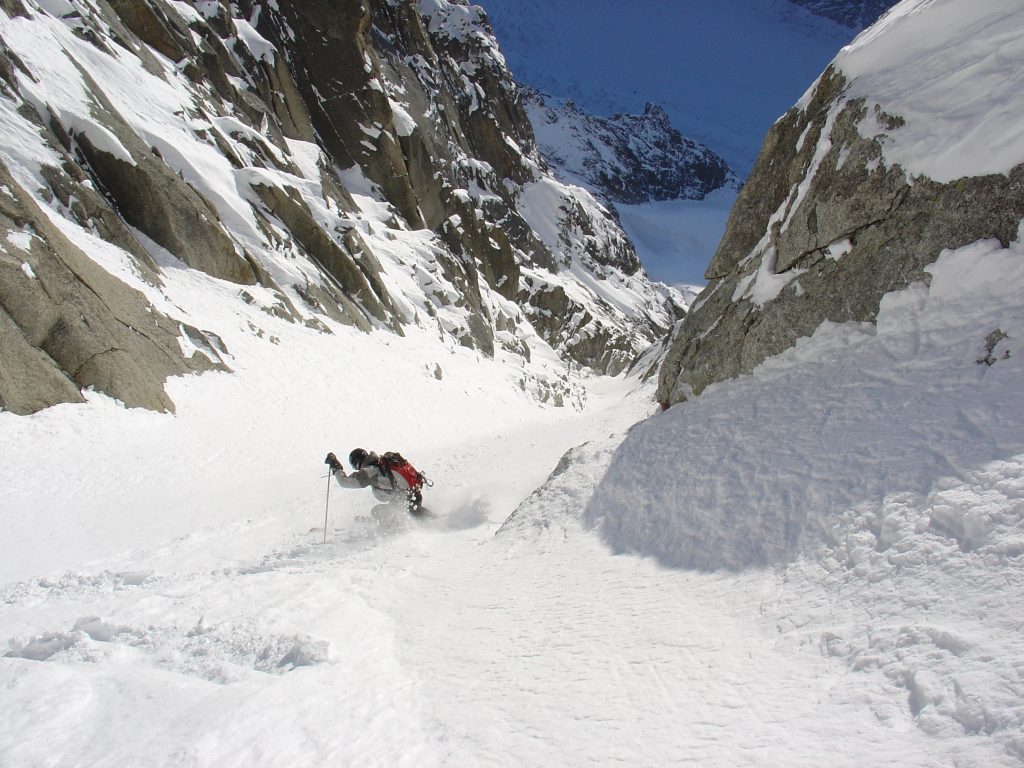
[0,0,681,415]
[658,65,1024,407]
[250,182,394,332]
[524,92,736,206]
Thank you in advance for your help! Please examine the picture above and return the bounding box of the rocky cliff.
[0,0,681,415]
[657,2,1024,407]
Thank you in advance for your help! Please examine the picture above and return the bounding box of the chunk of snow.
[389,99,417,137]
[825,237,853,261]
[7,231,35,252]
[233,18,276,64]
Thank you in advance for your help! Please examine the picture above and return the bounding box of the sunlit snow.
[2,0,1024,766]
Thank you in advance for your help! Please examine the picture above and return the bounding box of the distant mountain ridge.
[789,0,896,29]
[476,0,875,175]
[524,91,738,207]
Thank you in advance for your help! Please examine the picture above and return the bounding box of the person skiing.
[324,448,428,517]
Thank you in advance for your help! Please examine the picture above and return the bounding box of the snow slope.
[2,231,1022,766]
[2,1,1022,765]
[0,280,668,764]
[615,187,738,288]
[583,234,1024,764]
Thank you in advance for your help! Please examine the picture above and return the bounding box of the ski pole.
[323,470,331,543]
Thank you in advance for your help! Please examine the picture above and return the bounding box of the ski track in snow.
[1,217,1022,768]
[3,370,1021,768]
[0,485,950,767]
[2,253,1023,767]
[2,485,995,766]
[2,2,1024,765]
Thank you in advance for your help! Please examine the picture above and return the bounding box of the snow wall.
[585,239,1024,570]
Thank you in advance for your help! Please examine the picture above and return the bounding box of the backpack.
[377,451,428,491]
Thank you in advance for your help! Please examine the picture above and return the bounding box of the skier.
[324,449,428,518]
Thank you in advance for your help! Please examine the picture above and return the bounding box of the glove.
[325,452,343,473]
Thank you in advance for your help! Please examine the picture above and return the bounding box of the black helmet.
[348,448,369,470]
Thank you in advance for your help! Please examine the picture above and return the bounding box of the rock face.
[657,66,1024,407]
[0,161,227,415]
[0,0,681,415]
[524,92,736,206]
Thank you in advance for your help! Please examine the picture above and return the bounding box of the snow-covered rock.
[658,0,1024,407]
[0,0,681,415]
[524,91,737,206]
[585,216,1024,767]
[564,5,1024,759]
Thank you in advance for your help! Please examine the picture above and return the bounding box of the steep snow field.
[3,1,1024,765]
[615,187,738,288]
[0,249,655,764]
[583,235,1024,765]
[3,232,1023,766]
